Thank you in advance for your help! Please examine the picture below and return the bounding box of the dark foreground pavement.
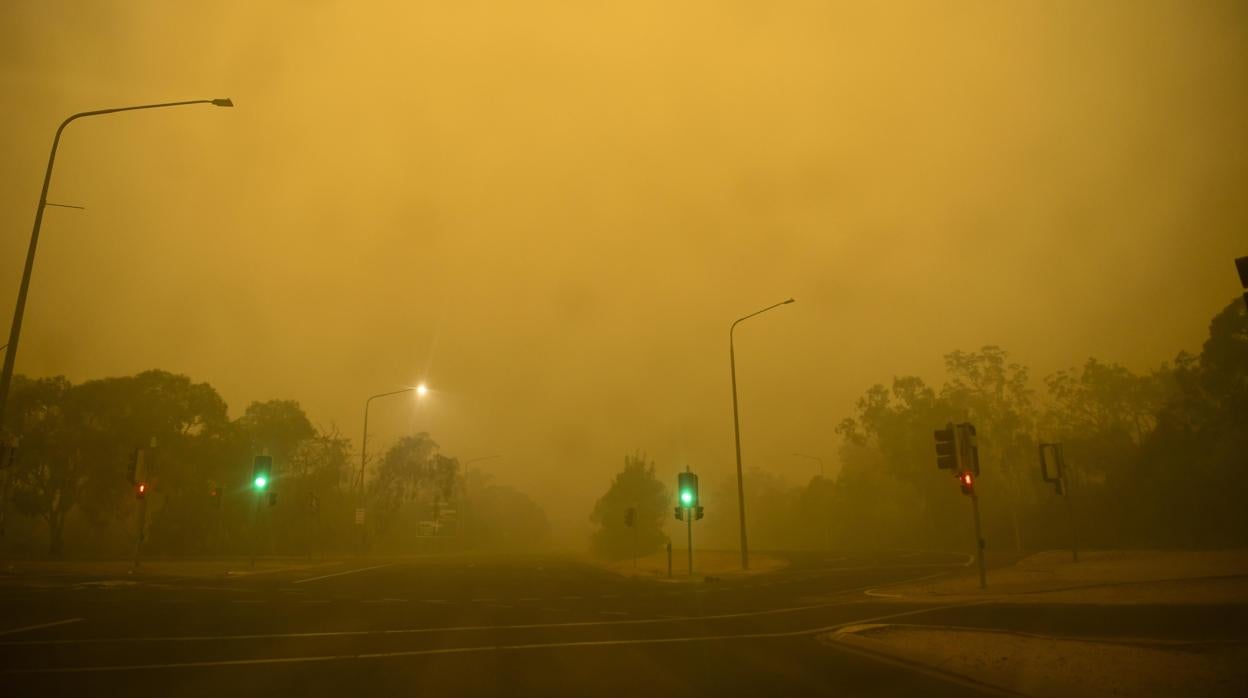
[1,551,1243,697]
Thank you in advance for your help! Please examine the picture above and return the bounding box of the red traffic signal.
[958,470,975,495]
[135,482,148,499]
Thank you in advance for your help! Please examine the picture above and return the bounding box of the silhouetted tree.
[462,469,549,551]
[590,452,669,559]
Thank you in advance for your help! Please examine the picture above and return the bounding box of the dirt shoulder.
[823,623,1248,698]
[827,550,1248,697]
[866,549,1248,605]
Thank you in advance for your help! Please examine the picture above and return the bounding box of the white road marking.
[2,602,986,674]
[517,597,540,602]
[292,563,393,584]
[0,618,83,637]
[470,598,498,603]
[0,600,856,646]
[862,571,948,598]
[0,567,957,649]
[420,599,451,605]
[226,561,342,578]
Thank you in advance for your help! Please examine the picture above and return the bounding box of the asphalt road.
[1,550,1243,697]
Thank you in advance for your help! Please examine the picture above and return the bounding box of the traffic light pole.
[632,521,638,569]
[250,490,262,569]
[970,493,986,589]
[686,507,694,576]
[130,496,147,574]
[1065,476,1079,563]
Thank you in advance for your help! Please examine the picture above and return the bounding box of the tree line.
[0,372,547,557]
[590,298,1247,558]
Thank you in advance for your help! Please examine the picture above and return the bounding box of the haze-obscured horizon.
[2,1,1245,543]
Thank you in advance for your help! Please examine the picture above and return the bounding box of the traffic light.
[135,481,148,499]
[252,455,272,491]
[674,506,684,521]
[210,485,222,508]
[959,423,980,476]
[677,471,699,507]
[694,506,704,521]
[958,470,975,495]
[127,448,143,484]
[934,424,959,470]
[268,491,278,507]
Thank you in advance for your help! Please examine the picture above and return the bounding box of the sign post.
[1040,443,1077,562]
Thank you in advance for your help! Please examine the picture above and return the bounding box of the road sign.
[354,507,365,525]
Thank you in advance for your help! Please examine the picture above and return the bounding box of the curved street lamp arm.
[0,98,233,432]
[357,387,419,489]
[730,298,796,335]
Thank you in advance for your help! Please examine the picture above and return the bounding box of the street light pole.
[730,298,795,571]
[358,387,422,491]
[355,386,423,554]
[0,98,234,432]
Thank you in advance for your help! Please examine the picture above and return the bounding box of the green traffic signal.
[252,455,273,491]
[677,471,699,507]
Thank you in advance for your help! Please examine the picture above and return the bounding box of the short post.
[970,493,987,589]
[1065,478,1079,563]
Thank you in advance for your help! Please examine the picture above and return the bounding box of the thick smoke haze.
[2,1,1245,544]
